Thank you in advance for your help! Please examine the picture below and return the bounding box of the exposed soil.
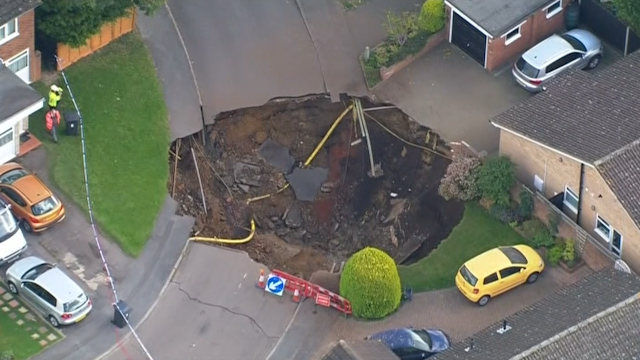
[170,96,464,279]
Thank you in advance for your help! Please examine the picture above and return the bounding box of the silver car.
[5,256,92,327]
[513,29,603,92]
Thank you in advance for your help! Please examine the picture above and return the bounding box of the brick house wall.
[0,10,40,83]
[486,0,567,71]
[499,130,640,272]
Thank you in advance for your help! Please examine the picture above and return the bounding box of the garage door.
[0,129,15,164]
[451,12,487,66]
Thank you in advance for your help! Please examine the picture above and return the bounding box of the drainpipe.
[576,163,585,226]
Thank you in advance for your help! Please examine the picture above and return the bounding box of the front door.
[6,50,30,84]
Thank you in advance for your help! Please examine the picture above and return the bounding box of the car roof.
[0,162,24,176]
[522,34,574,69]
[13,174,52,204]
[369,328,415,350]
[7,256,47,278]
[463,248,512,277]
[35,267,85,303]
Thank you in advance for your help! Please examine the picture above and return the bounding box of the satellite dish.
[615,259,631,274]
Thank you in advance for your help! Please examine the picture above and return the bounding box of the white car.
[0,198,27,266]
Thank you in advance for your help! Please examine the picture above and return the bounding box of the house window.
[504,25,522,45]
[595,215,612,241]
[0,18,18,45]
[545,0,562,19]
[0,130,13,147]
[563,186,579,213]
[6,51,28,73]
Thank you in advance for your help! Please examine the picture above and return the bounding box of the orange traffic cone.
[293,288,301,303]
[257,269,265,289]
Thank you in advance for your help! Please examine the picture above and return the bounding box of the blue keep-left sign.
[265,274,286,296]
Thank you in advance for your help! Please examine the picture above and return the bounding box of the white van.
[0,198,27,266]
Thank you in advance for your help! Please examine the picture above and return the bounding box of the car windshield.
[64,292,88,313]
[22,263,55,280]
[561,34,587,52]
[499,247,528,265]
[31,196,59,216]
[0,169,29,185]
[459,265,478,286]
[412,330,433,351]
[0,207,17,242]
[516,57,540,78]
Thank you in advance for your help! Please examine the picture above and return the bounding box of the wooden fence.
[579,0,640,56]
[56,9,137,71]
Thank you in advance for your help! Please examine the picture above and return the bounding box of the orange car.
[0,163,65,232]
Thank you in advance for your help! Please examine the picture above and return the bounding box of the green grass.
[398,203,526,292]
[0,313,41,360]
[30,32,170,256]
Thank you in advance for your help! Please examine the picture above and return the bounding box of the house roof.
[430,268,640,360]
[446,0,556,37]
[491,51,640,229]
[0,0,42,25]
[321,340,399,360]
[0,65,43,121]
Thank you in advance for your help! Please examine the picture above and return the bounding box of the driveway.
[373,44,532,155]
[266,265,592,360]
[100,243,298,360]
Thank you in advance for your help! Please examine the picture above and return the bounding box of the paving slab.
[102,244,298,360]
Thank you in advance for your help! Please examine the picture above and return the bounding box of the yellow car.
[455,245,544,306]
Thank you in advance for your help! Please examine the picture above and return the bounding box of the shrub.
[477,156,516,206]
[419,0,445,33]
[531,229,555,249]
[489,204,520,224]
[518,190,534,220]
[438,156,481,201]
[547,245,563,266]
[339,247,402,319]
[563,238,576,263]
[383,11,420,47]
[548,212,561,236]
[520,218,547,239]
[0,351,13,360]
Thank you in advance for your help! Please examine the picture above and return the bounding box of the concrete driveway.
[266,265,592,360]
[101,243,298,360]
[373,44,532,155]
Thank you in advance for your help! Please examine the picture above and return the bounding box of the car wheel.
[7,282,18,294]
[527,272,540,283]
[587,55,601,70]
[49,315,60,328]
[20,220,32,233]
[477,295,490,306]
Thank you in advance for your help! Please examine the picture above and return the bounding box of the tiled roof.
[0,0,41,25]
[446,0,555,37]
[431,268,640,360]
[492,51,640,164]
[321,340,399,360]
[0,65,43,121]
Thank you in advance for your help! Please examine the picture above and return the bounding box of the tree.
[339,247,402,319]
[383,11,419,47]
[477,156,516,206]
[613,0,640,34]
[36,0,166,47]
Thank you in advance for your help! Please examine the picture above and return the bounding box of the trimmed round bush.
[339,247,402,319]
[419,0,445,33]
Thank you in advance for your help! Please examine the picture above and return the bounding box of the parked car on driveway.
[0,163,65,232]
[513,29,603,92]
[0,197,27,266]
[456,245,544,306]
[6,256,92,327]
[367,327,451,359]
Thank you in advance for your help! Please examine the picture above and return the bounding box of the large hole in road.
[169,95,464,278]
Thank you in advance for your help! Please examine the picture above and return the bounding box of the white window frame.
[0,18,19,46]
[503,21,525,46]
[6,49,29,72]
[563,186,579,213]
[594,214,612,242]
[545,0,562,19]
[611,229,623,257]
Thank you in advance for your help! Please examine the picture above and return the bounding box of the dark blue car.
[367,327,451,359]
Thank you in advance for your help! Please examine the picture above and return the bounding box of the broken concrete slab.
[285,167,329,202]
[233,162,262,186]
[258,138,295,173]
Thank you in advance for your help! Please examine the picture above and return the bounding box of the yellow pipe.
[189,219,256,244]
[192,104,353,243]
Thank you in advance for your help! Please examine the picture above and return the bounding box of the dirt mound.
[170,97,464,278]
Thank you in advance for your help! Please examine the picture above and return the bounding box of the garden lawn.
[398,203,526,292]
[0,309,41,360]
[30,32,169,256]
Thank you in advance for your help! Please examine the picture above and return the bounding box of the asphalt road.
[101,243,299,360]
